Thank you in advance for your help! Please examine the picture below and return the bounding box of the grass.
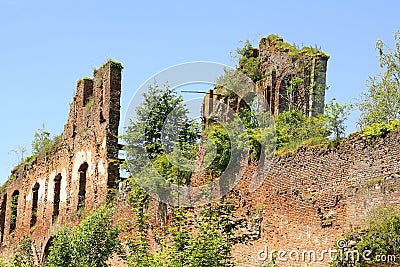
[265,34,330,58]
[274,136,335,157]
[365,177,385,188]
[84,96,94,109]
[105,59,124,70]
[0,174,16,194]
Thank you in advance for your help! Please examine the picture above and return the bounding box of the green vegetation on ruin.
[77,77,93,83]
[2,32,400,266]
[362,120,400,139]
[266,34,330,58]
[0,125,65,195]
[332,206,400,267]
[84,96,94,109]
[105,59,124,70]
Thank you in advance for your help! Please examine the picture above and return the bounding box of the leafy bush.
[236,40,263,82]
[125,201,236,267]
[332,206,400,267]
[203,108,332,175]
[203,125,232,177]
[274,109,330,151]
[362,120,400,139]
[45,205,120,267]
[7,236,35,267]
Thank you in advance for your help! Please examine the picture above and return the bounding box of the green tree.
[325,99,352,139]
[124,83,199,172]
[124,83,198,161]
[45,206,120,267]
[236,40,263,82]
[358,31,400,128]
[123,83,200,197]
[32,124,52,155]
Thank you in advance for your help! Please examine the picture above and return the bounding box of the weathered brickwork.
[106,126,400,267]
[202,35,329,122]
[111,127,400,267]
[0,55,399,267]
[258,35,329,116]
[0,61,121,264]
[226,130,400,266]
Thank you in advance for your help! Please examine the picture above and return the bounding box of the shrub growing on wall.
[45,205,120,267]
[332,206,400,267]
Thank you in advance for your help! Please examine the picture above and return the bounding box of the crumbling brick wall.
[0,61,122,264]
[0,56,399,267]
[258,35,329,116]
[113,128,400,267]
[226,129,400,266]
[202,35,329,122]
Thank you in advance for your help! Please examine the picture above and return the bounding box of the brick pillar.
[93,61,122,189]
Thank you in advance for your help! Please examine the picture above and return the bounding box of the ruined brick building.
[0,61,122,264]
[202,35,329,120]
[0,37,399,267]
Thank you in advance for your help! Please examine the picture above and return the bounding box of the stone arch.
[0,194,7,244]
[30,182,40,227]
[41,236,54,265]
[78,162,88,210]
[9,190,19,233]
[52,174,62,223]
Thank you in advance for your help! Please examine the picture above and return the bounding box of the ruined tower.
[258,35,329,117]
[202,35,329,121]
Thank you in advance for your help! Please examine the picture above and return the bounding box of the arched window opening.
[30,183,40,227]
[52,174,62,223]
[9,190,19,233]
[78,163,88,210]
[42,237,54,264]
[0,194,7,244]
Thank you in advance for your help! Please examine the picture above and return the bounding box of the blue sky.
[0,0,399,183]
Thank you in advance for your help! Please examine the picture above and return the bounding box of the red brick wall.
[226,130,400,266]
[113,128,400,267]
[1,59,399,267]
[0,61,121,264]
